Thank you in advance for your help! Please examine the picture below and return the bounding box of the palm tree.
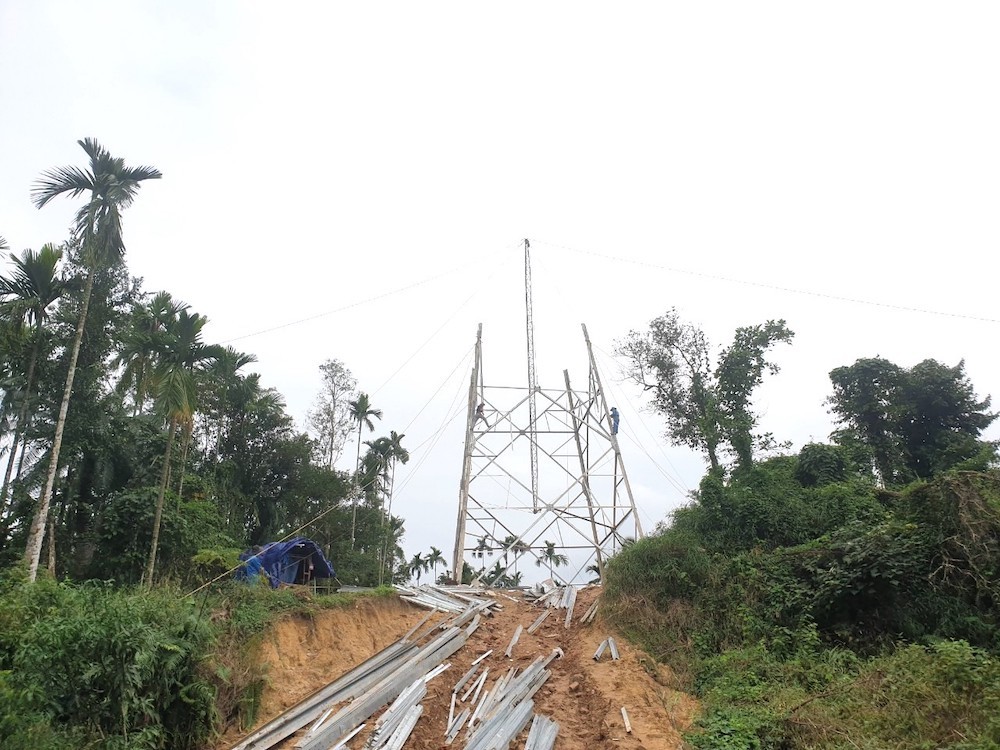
[25,139,161,581]
[114,291,183,416]
[0,245,67,518]
[536,540,569,578]
[472,535,493,573]
[143,307,223,586]
[360,437,392,501]
[485,560,505,587]
[409,552,427,584]
[585,563,601,584]
[378,431,409,585]
[426,546,445,582]
[348,392,382,547]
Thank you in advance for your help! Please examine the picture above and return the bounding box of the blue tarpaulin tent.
[236,537,335,588]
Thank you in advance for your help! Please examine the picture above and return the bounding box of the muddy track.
[219,587,695,750]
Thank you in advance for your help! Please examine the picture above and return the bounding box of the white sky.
[2,2,999,581]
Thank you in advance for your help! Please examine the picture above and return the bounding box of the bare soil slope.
[221,588,696,750]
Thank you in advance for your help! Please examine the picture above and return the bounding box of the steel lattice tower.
[451,242,643,585]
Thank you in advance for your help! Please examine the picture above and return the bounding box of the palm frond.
[31,165,95,208]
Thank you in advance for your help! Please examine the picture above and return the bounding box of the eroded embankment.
[218,588,697,750]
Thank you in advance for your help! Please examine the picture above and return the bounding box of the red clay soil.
[217,588,697,750]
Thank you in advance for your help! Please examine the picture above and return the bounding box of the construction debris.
[621,706,632,733]
[228,584,635,750]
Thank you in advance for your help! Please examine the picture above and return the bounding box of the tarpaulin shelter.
[236,537,335,588]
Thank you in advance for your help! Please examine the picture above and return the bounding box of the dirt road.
[222,587,696,749]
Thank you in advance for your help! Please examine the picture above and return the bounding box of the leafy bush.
[0,578,217,750]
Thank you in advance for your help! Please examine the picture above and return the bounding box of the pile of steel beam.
[229,588,499,750]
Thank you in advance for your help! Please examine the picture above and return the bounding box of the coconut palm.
[143,307,223,586]
[348,392,382,547]
[0,244,67,518]
[25,139,161,581]
[536,540,569,578]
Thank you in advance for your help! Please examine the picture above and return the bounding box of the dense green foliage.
[0,139,421,746]
[0,570,397,749]
[610,311,1000,747]
[605,463,1000,748]
[0,140,412,590]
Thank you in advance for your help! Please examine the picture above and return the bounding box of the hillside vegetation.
[2,144,999,748]
[606,311,1000,749]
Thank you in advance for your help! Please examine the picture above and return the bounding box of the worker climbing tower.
[452,240,644,585]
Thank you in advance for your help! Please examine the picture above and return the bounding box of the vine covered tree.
[617,308,793,474]
[25,139,161,581]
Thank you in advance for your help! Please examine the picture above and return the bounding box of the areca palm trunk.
[351,424,362,548]
[145,418,177,587]
[0,331,41,517]
[24,269,94,581]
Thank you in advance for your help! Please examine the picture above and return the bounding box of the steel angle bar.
[466,614,483,637]
[471,649,493,666]
[563,588,578,628]
[445,708,471,744]
[369,678,425,739]
[400,594,454,612]
[467,683,492,729]
[526,608,551,634]
[423,662,451,682]
[383,704,423,750]
[401,607,438,642]
[462,669,488,703]
[453,663,481,696]
[330,723,366,750]
[298,627,467,750]
[504,624,523,658]
[495,667,517,700]
[525,714,559,750]
[593,639,608,661]
[229,640,417,750]
[465,698,534,750]
[608,637,620,660]
[469,668,488,706]
[621,706,632,733]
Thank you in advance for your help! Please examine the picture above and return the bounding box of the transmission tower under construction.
[451,240,644,585]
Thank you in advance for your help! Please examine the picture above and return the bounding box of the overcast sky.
[2,2,999,582]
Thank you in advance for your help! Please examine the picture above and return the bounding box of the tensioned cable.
[390,360,471,501]
[533,238,1000,324]
[529,248,691,496]
[369,252,515,399]
[219,255,484,345]
[592,343,693,496]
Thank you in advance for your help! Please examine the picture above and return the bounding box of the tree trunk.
[144,419,177,588]
[351,425,363,548]
[176,423,191,501]
[46,512,56,575]
[0,334,40,517]
[378,461,396,586]
[24,269,94,582]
